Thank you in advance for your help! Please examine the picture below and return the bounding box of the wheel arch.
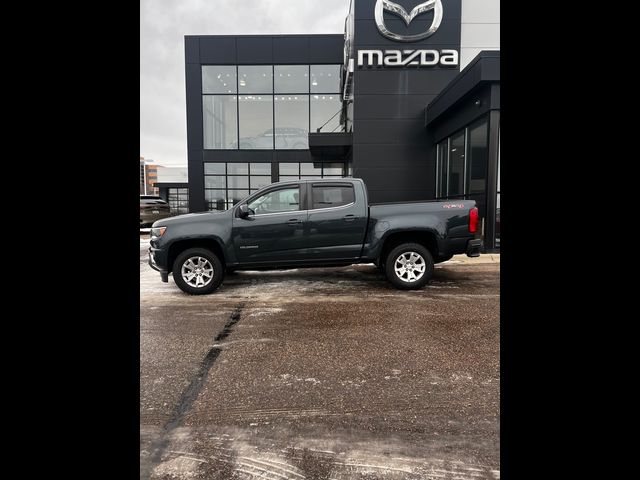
[167,237,226,273]
[377,230,439,268]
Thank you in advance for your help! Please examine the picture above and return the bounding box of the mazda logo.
[375,0,443,42]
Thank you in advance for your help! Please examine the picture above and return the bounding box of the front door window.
[247,187,300,215]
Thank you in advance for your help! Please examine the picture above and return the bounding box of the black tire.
[172,248,224,295]
[384,243,434,290]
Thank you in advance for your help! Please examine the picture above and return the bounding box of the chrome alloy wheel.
[181,256,214,288]
[394,251,426,283]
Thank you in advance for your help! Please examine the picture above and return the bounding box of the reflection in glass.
[301,163,322,176]
[275,96,309,149]
[448,131,465,196]
[227,176,249,189]
[323,163,345,175]
[310,65,341,93]
[250,176,271,189]
[202,66,237,94]
[227,163,248,175]
[204,163,225,175]
[205,189,226,211]
[467,117,488,194]
[227,190,249,208]
[279,163,299,175]
[238,95,274,149]
[238,66,273,93]
[203,96,238,149]
[275,65,309,93]
[436,140,448,197]
[311,95,342,133]
[204,176,225,189]
[250,163,271,175]
[248,187,301,214]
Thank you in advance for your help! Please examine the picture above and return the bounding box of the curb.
[443,254,500,265]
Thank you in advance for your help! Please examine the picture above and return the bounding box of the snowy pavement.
[140,243,500,479]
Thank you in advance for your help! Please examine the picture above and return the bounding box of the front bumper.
[148,247,169,282]
[466,239,483,257]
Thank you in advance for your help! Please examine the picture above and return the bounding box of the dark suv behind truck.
[140,195,171,228]
[148,178,482,294]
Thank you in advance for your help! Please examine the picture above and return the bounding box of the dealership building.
[182,0,500,250]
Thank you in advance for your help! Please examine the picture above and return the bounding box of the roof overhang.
[426,51,500,127]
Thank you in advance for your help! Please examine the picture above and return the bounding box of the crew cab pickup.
[148,178,482,294]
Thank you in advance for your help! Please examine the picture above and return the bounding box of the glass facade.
[203,95,238,149]
[168,188,189,214]
[435,114,499,249]
[202,65,341,150]
[204,162,272,211]
[436,115,489,200]
[278,162,348,182]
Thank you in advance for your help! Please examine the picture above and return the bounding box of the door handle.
[343,214,357,222]
[287,218,302,225]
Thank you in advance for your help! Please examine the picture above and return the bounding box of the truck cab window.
[311,185,354,209]
[248,186,300,214]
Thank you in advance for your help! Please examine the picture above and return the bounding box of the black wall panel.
[198,37,237,64]
[354,19,460,46]
[237,37,274,64]
[273,37,309,63]
[309,36,345,63]
[185,36,199,64]
[351,0,461,203]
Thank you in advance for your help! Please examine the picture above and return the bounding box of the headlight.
[151,227,167,238]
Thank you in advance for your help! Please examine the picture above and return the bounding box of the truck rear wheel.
[385,243,434,290]
[172,248,224,295]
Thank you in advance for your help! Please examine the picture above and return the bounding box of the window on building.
[238,95,274,149]
[248,186,300,215]
[274,65,309,93]
[436,140,448,197]
[467,117,489,194]
[202,64,342,149]
[435,115,489,200]
[310,65,341,93]
[202,66,237,94]
[204,162,272,211]
[168,188,189,214]
[311,94,343,133]
[275,96,309,149]
[278,162,348,182]
[203,95,238,149]
[238,65,273,93]
[448,131,465,197]
[311,184,355,209]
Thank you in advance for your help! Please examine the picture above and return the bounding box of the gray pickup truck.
[148,178,482,294]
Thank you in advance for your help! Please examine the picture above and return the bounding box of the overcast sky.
[140,0,351,167]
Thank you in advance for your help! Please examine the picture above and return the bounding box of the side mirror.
[238,204,251,218]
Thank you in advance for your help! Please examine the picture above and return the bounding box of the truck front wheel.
[385,243,434,290]
[172,248,224,295]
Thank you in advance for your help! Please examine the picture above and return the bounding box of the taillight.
[469,207,479,233]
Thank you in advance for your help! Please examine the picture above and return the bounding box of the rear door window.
[311,184,355,209]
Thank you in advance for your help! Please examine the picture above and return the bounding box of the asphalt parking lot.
[140,238,500,480]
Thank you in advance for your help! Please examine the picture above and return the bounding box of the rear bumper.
[466,239,483,257]
[148,247,169,282]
